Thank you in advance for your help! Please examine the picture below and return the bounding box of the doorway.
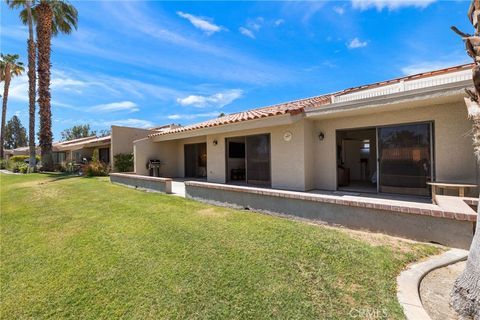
[336,128,377,193]
[226,134,271,186]
[184,143,207,178]
[336,122,434,196]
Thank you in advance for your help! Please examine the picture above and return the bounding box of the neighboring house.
[54,135,111,165]
[5,146,40,158]
[3,149,14,160]
[53,125,178,169]
[133,63,478,197]
[4,125,177,169]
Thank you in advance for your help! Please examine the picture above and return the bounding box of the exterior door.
[378,122,433,196]
[99,148,110,164]
[184,143,207,178]
[246,134,271,186]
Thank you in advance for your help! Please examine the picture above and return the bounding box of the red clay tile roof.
[149,63,474,137]
[149,95,332,137]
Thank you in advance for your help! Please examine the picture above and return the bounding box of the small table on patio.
[427,182,477,203]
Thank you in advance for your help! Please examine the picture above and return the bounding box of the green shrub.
[54,163,67,172]
[92,149,99,163]
[113,153,134,172]
[84,161,110,177]
[10,155,40,163]
[0,159,7,169]
[10,162,29,174]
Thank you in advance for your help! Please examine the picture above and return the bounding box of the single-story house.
[53,135,111,165]
[51,124,179,169]
[133,63,478,197]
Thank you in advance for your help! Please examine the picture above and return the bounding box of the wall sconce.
[318,132,325,141]
[213,139,218,146]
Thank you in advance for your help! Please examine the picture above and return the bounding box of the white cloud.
[333,6,345,15]
[6,75,28,102]
[247,17,264,31]
[347,37,368,49]
[239,17,264,39]
[108,118,154,128]
[0,25,28,41]
[167,112,221,120]
[274,19,285,26]
[400,59,469,75]
[176,11,224,35]
[351,0,436,11]
[176,89,243,108]
[89,101,139,113]
[239,27,255,39]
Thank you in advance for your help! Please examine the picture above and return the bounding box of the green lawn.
[0,173,439,319]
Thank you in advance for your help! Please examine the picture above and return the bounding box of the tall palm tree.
[7,0,37,170]
[29,0,77,170]
[451,1,480,318]
[0,54,24,159]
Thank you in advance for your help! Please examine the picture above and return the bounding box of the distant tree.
[61,124,95,141]
[218,112,225,118]
[4,115,27,149]
[98,129,110,137]
[0,54,24,159]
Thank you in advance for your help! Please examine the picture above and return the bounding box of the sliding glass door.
[378,122,433,196]
[226,134,271,186]
[184,143,207,178]
[246,134,271,186]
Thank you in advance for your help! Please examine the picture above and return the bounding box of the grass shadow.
[40,172,83,183]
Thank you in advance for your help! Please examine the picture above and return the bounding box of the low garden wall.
[185,181,476,249]
[110,173,172,194]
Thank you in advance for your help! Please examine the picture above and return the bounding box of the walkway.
[172,180,186,197]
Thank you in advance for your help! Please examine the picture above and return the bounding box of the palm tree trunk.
[36,1,53,171]
[451,103,480,319]
[26,0,36,170]
[0,64,11,160]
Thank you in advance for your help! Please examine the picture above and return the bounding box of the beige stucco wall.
[311,101,478,194]
[133,99,477,195]
[134,138,179,177]
[111,126,151,172]
[204,119,310,191]
[175,136,208,177]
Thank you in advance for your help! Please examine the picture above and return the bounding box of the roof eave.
[305,80,471,118]
[150,113,304,142]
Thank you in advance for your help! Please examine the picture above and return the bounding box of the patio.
[109,173,476,249]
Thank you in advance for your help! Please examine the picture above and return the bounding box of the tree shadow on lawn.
[39,172,83,183]
[39,172,110,184]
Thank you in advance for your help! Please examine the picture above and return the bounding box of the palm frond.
[0,54,25,77]
[13,0,78,36]
[50,1,78,36]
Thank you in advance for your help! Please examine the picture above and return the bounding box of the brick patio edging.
[184,181,477,222]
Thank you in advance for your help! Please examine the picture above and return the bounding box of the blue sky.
[0,0,473,140]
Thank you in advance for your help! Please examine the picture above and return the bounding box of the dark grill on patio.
[147,159,162,177]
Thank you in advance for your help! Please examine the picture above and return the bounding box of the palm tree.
[28,0,77,170]
[0,54,24,159]
[451,1,480,318]
[7,0,37,170]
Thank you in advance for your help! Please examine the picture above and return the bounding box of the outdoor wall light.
[318,132,325,141]
[213,139,218,146]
